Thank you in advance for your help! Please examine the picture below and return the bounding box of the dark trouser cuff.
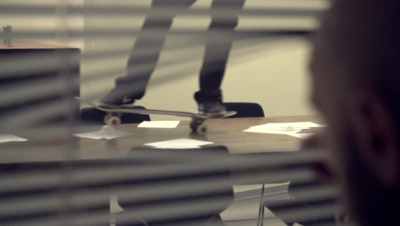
[194,89,223,103]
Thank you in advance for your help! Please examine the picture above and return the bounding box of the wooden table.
[0,115,321,164]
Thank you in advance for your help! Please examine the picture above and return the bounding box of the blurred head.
[309,0,400,225]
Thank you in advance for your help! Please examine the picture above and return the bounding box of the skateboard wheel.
[104,114,113,124]
[195,124,207,135]
[190,120,201,131]
[106,116,121,126]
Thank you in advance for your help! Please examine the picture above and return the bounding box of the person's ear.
[349,91,400,188]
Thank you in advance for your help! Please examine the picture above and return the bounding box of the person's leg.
[195,0,245,116]
[101,0,196,107]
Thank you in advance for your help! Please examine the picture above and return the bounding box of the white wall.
[136,38,315,119]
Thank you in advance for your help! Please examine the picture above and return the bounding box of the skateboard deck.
[78,98,236,134]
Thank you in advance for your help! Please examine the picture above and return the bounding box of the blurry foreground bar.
[0,42,80,130]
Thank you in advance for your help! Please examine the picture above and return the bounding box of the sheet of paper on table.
[244,121,324,139]
[74,125,131,140]
[289,132,313,139]
[145,138,214,149]
[138,121,180,128]
[0,134,28,143]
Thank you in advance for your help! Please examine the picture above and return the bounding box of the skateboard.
[79,99,236,135]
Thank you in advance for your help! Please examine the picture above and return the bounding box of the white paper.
[288,133,313,139]
[244,126,302,135]
[138,120,180,128]
[74,125,131,140]
[244,121,323,138]
[0,134,27,143]
[145,138,214,149]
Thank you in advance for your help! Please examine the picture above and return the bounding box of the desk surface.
[0,115,321,164]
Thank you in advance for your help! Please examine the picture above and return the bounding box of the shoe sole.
[98,103,121,109]
[201,111,228,118]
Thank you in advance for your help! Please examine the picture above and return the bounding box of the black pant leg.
[195,0,245,103]
[114,0,196,100]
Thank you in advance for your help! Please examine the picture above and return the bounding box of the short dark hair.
[321,0,400,120]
